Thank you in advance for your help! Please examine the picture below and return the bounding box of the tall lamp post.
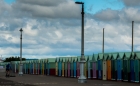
[75,1,87,83]
[19,28,23,76]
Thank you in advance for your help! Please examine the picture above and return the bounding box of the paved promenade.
[0,73,140,86]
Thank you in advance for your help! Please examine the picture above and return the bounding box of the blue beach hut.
[87,55,93,79]
[123,52,131,82]
[130,52,135,82]
[97,53,103,79]
[64,58,68,77]
[117,52,124,81]
[134,52,140,83]
[73,57,77,78]
[58,57,62,76]
[111,53,118,80]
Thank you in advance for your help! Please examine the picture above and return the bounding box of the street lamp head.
[75,1,84,4]
[19,28,23,32]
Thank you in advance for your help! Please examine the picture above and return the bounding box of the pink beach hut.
[67,57,71,77]
[77,56,81,78]
[92,54,98,79]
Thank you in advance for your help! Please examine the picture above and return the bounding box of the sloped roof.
[111,53,118,60]
[118,52,124,59]
[130,52,135,59]
[84,55,88,61]
[124,52,131,60]
[103,54,109,60]
[98,53,103,60]
[93,54,98,62]
[88,55,93,61]
[135,52,140,59]
[47,58,56,63]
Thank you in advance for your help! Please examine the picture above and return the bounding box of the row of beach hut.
[0,52,140,83]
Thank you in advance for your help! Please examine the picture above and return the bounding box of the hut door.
[123,60,128,81]
[65,62,67,77]
[56,63,58,75]
[130,60,134,82]
[93,62,96,78]
[73,62,76,77]
[88,61,91,78]
[117,60,122,80]
[77,62,80,78]
[103,61,107,80]
[98,60,101,79]
[47,63,49,75]
[135,60,139,82]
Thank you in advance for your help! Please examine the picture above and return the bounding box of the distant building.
[0,58,4,63]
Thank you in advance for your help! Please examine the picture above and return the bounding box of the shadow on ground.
[0,78,36,86]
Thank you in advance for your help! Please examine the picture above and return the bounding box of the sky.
[0,0,140,59]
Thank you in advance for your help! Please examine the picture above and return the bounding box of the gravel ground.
[0,73,140,86]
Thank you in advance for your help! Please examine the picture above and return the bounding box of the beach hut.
[65,58,68,77]
[33,60,36,74]
[42,60,44,75]
[32,60,34,74]
[35,60,38,75]
[123,52,131,82]
[40,59,42,75]
[26,61,28,74]
[36,60,38,75]
[67,57,71,77]
[111,53,118,80]
[117,52,124,81]
[47,58,56,75]
[92,54,98,79]
[38,60,40,74]
[44,59,47,75]
[22,61,24,74]
[29,61,31,74]
[97,53,103,79]
[76,56,81,78]
[84,55,88,78]
[30,60,32,74]
[71,57,77,78]
[87,55,93,79]
[58,57,62,76]
[55,57,59,76]
[73,57,78,78]
[107,53,112,80]
[134,52,140,83]
[11,61,16,74]
[14,61,16,73]
[130,52,135,82]
[70,57,74,77]
[60,57,65,77]
[102,53,109,80]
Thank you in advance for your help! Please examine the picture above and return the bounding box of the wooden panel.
[107,60,111,80]
[93,62,97,78]
[55,63,58,75]
[103,61,107,80]
[62,63,64,77]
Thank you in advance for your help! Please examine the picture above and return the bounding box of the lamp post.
[75,1,87,83]
[103,28,104,54]
[19,28,23,76]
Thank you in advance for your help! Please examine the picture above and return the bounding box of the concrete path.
[0,73,140,86]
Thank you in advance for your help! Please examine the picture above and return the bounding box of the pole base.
[78,79,87,83]
[78,75,87,83]
[18,72,23,76]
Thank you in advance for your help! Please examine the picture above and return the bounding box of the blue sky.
[75,0,124,14]
[4,0,15,4]
[1,0,140,59]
